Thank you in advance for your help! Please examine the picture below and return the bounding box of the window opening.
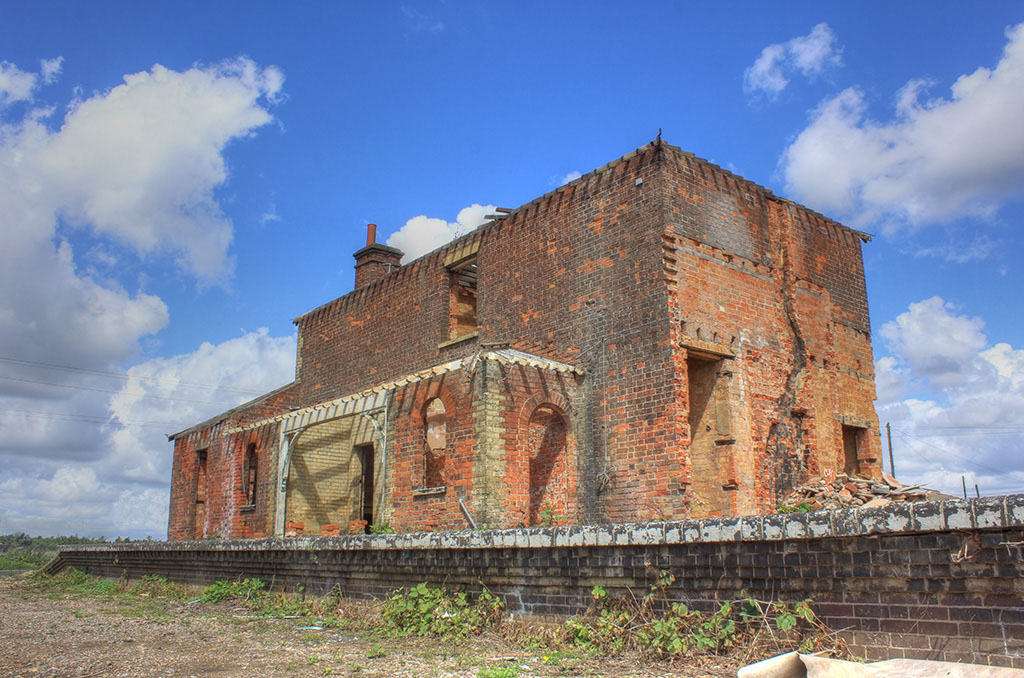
[193,449,208,540]
[243,443,258,506]
[424,398,447,488]
[447,257,477,339]
[842,425,862,476]
[355,444,375,531]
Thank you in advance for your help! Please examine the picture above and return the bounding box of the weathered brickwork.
[168,140,880,539]
[167,383,301,541]
[58,496,1024,667]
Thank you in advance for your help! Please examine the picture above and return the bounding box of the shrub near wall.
[49,495,1024,668]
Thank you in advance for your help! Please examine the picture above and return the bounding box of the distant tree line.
[0,533,110,570]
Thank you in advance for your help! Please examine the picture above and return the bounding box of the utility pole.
[886,422,895,477]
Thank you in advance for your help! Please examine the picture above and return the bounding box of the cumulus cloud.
[40,57,63,85]
[744,23,842,95]
[879,297,987,388]
[0,57,280,366]
[552,170,582,186]
[0,60,41,106]
[875,297,1024,498]
[0,329,296,538]
[386,203,497,263]
[782,23,1024,228]
[0,57,286,538]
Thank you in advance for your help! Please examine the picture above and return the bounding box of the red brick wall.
[168,383,300,540]
[387,374,478,531]
[295,145,681,524]
[659,147,880,514]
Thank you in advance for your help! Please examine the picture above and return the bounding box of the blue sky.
[2,2,1023,537]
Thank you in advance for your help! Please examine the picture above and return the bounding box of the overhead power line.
[0,406,178,430]
[890,429,1008,476]
[0,374,245,407]
[0,355,268,396]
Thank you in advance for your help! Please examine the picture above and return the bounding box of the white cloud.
[0,60,39,106]
[105,327,296,486]
[782,23,1024,228]
[875,297,1024,498]
[879,297,987,388]
[259,203,282,225]
[744,23,842,95]
[40,57,62,85]
[912,232,996,264]
[0,57,280,369]
[554,170,582,186]
[386,203,497,263]
[0,329,296,538]
[0,58,286,538]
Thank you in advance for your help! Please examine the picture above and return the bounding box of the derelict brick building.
[167,140,882,540]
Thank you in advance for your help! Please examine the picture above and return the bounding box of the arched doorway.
[525,405,568,526]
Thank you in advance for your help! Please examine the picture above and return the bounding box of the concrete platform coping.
[60,494,1024,554]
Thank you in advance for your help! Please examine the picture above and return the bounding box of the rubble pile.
[778,472,928,511]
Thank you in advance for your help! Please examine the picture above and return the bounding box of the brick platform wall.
[53,495,1024,668]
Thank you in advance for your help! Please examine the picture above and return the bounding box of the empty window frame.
[243,443,258,506]
[447,257,477,339]
[424,397,447,488]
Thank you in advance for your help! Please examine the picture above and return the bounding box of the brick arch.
[408,377,458,427]
[516,393,572,526]
[408,378,457,488]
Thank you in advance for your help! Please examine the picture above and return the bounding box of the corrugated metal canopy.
[225,349,583,435]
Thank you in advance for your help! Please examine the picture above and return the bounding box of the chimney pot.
[367,223,377,246]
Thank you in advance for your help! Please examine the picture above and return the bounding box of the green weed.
[379,582,504,640]
[200,577,267,603]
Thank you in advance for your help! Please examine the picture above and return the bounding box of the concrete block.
[834,507,863,536]
[971,496,1006,528]
[739,515,763,540]
[528,531,549,548]
[700,517,724,542]
[718,517,742,541]
[859,503,912,534]
[944,500,974,529]
[805,510,834,538]
[763,514,785,540]
[579,526,599,547]
[783,514,808,539]
[663,523,681,543]
[1006,494,1024,526]
[682,521,701,543]
[911,500,944,532]
[613,525,630,546]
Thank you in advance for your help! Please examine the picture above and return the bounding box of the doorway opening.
[355,444,375,531]
[842,425,863,476]
[193,449,208,540]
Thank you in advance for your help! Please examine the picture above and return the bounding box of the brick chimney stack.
[353,223,404,289]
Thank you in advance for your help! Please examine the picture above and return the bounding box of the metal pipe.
[360,399,391,524]
[379,400,389,519]
[459,497,477,530]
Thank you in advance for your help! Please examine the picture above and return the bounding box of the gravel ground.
[0,574,739,678]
